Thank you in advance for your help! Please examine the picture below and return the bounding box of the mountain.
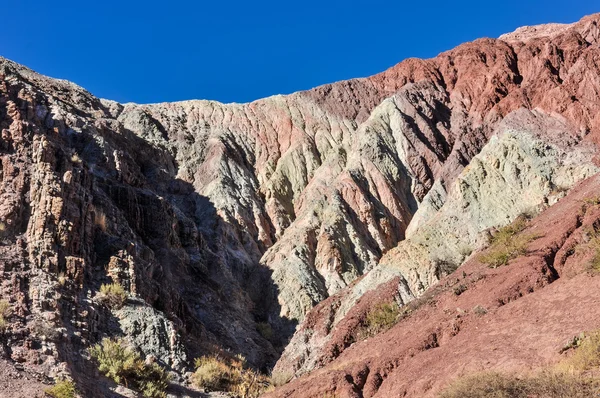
[0,12,600,398]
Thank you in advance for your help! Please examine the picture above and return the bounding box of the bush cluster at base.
[191,354,271,397]
[90,338,170,398]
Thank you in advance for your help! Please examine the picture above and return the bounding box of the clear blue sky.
[2,1,596,104]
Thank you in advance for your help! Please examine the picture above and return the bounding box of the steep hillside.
[0,12,599,398]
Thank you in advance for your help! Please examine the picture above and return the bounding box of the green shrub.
[191,354,269,397]
[44,380,77,398]
[479,218,538,268]
[0,300,10,331]
[89,338,170,398]
[256,322,273,341]
[355,302,399,339]
[98,283,127,309]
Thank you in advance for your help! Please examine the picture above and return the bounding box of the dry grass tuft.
[441,330,600,397]
[94,211,108,232]
[440,370,600,398]
[557,330,600,373]
[479,217,539,268]
[191,354,270,397]
[45,379,77,398]
[270,370,293,387]
[70,153,82,164]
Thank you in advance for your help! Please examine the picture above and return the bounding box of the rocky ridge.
[0,12,599,397]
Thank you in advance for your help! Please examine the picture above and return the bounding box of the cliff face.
[119,12,600,331]
[0,12,600,398]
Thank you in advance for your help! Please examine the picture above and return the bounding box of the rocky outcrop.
[273,109,598,377]
[1,12,600,397]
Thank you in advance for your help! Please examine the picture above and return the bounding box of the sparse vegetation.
[94,210,108,232]
[479,217,539,268]
[30,319,61,341]
[89,338,170,398]
[0,300,11,331]
[584,196,600,206]
[439,371,599,398]
[191,354,270,397]
[557,330,600,372]
[458,243,473,258]
[584,225,600,273]
[589,246,600,273]
[70,153,82,164]
[472,305,487,316]
[45,379,77,398]
[453,284,467,296]
[440,330,600,398]
[97,282,127,309]
[256,322,273,341]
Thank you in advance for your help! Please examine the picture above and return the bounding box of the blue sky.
[2,1,596,104]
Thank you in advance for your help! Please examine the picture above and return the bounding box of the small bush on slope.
[256,322,273,341]
[97,283,127,309]
[354,302,400,340]
[479,217,539,268]
[44,380,77,398]
[584,226,600,273]
[0,300,10,331]
[365,302,399,335]
[90,338,170,398]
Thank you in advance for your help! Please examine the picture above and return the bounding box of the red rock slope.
[265,174,600,397]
